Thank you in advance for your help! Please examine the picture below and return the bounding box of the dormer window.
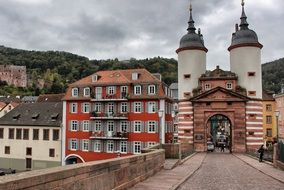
[13,113,20,120]
[132,73,139,80]
[51,113,59,121]
[226,83,233,90]
[205,83,211,91]
[148,85,156,95]
[72,88,79,97]
[32,113,39,121]
[84,87,90,97]
[134,85,142,95]
[92,74,98,82]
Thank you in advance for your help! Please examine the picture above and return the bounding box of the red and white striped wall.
[178,101,194,144]
[246,100,264,149]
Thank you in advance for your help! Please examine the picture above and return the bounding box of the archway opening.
[207,114,232,153]
[65,154,85,165]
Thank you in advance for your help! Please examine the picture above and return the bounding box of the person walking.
[258,145,265,162]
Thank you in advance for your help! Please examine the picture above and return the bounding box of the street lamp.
[158,110,164,144]
[275,110,280,143]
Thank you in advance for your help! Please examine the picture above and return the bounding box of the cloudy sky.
[0,0,283,70]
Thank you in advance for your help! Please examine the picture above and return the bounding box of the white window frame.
[82,120,89,131]
[107,103,114,114]
[120,141,127,153]
[132,73,138,80]
[70,103,77,113]
[72,88,79,97]
[107,141,114,153]
[121,102,128,113]
[83,87,90,97]
[70,139,77,150]
[148,85,156,95]
[133,141,141,154]
[94,140,101,152]
[148,121,156,133]
[107,121,114,132]
[134,121,142,133]
[121,86,128,98]
[94,103,102,112]
[120,121,128,132]
[82,140,89,151]
[92,74,98,82]
[94,120,102,131]
[205,83,211,91]
[71,120,78,131]
[82,103,90,113]
[134,85,142,95]
[226,82,233,90]
[148,102,157,113]
[134,102,142,113]
[107,86,115,95]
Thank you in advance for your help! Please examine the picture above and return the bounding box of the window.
[95,87,102,99]
[82,140,89,151]
[95,121,101,131]
[205,83,211,90]
[9,128,14,139]
[266,128,272,137]
[184,74,191,79]
[148,121,156,133]
[23,129,29,140]
[107,86,115,95]
[82,103,90,113]
[107,103,114,114]
[266,116,272,124]
[133,141,141,154]
[121,102,128,113]
[0,128,3,139]
[107,121,114,132]
[248,72,255,76]
[43,129,49,140]
[148,102,157,113]
[8,105,12,110]
[134,121,142,133]
[120,121,128,132]
[148,85,156,95]
[16,128,22,139]
[107,141,114,152]
[84,87,90,97]
[134,85,142,95]
[71,120,78,131]
[134,102,142,113]
[226,83,233,89]
[83,121,89,131]
[26,147,32,156]
[121,86,128,98]
[53,129,59,141]
[33,129,39,140]
[5,146,10,154]
[49,149,55,157]
[72,88,79,97]
[94,103,101,112]
[120,141,127,153]
[70,103,77,113]
[266,104,272,112]
[132,73,138,80]
[94,140,101,152]
[92,74,98,82]
[70,139,77,150]
[148,142,156,147]
[248,91,256,96]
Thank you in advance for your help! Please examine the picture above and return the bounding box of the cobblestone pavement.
[178,153,284,190]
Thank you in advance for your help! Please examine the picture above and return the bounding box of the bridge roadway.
[130,152,284,190]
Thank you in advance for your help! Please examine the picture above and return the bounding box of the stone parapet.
[0,149,165,190]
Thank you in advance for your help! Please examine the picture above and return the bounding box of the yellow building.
[262,92,277,147]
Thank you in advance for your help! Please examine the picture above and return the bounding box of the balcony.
[90,112,128,120]
[91,92,128,101]
[90,131,128,140]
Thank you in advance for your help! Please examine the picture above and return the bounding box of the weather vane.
[189,0,192,12]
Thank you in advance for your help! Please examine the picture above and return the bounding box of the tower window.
[184,74,191,79]
[248,91,256,96]
[205,83,211,91]
[226,83,233,89]
[248,72,255,77]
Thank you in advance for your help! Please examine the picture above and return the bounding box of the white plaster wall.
[0,103,16,118]
[0,126,61,162]
[178,50,206,99]
[230,47,262,99]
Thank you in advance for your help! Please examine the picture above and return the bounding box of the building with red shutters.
[62,69,173,164]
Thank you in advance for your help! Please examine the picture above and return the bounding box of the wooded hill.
[0,45,282,95]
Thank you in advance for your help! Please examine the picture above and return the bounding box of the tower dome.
[228,0,262,51]
[177,5,208,53]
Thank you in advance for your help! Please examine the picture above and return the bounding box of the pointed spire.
[187,2,196,33]
[240,0,249,30]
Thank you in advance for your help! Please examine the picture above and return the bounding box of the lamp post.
[158,110,164,145]
[275,110,280,143]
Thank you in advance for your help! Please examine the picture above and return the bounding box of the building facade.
[177,2,264,152]
[62,69,173,164]
[0,102,62,171]
[0,65,27,87]
[275,93,284,139]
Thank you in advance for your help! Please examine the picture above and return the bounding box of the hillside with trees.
[0,45,282,96]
